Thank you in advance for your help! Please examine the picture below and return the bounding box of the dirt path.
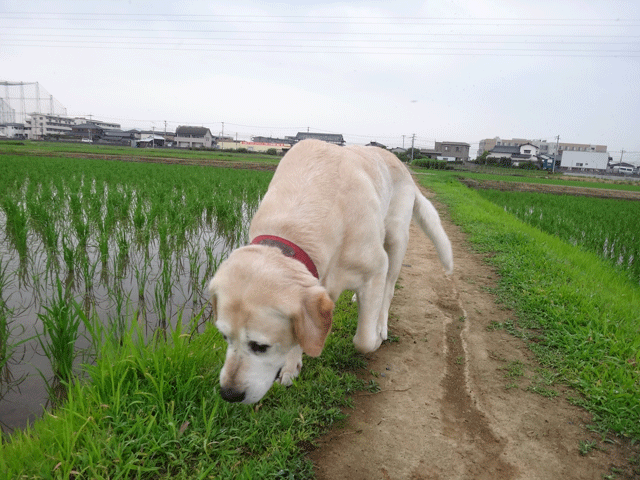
[310,186,636,479]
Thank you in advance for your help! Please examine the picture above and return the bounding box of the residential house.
[71,122,106,141]
[389,147,407,155]
[486,145,520,160]
[485,143,541,167]
[175,126,213,148]
[434,141,470,162]
[101,129,139,146]
[366,141,387,149]
[418,148,442,159]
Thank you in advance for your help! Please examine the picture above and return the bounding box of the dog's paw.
[277,361,302,386]
[353,333,384,354]
[276,345,304,386]
[377,324,388,342]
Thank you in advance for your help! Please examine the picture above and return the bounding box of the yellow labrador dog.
[208,139,453,403]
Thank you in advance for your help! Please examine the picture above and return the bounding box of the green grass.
[417,171,640,438]
[0,292,367,478]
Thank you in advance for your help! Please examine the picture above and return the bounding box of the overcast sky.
[1,0,639,162]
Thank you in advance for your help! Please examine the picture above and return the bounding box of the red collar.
[251,235,319,279]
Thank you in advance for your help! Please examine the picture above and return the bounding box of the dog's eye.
[248,341,270,354]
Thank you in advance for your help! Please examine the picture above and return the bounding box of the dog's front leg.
[353,272,388,354]
[277,344,303,386]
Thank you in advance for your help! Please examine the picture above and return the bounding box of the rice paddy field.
[0,149,272,429]
[476,190,640,285]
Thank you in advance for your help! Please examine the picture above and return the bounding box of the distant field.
[0,139,282,165]
[438,169,640,192]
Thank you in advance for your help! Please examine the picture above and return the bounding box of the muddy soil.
[310,186,639,479]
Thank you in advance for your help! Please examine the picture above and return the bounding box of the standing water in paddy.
[0,155,270,430]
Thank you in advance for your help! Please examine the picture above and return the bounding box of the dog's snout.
[220,387,246,403]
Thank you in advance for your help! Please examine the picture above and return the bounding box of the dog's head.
[207,245,334,404]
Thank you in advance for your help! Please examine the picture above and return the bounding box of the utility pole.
[410,134,415,163]
[402,135,406,149]
[620,149,625,163]
[553,135,560,172]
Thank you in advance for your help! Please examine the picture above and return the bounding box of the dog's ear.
[293,286,334,357]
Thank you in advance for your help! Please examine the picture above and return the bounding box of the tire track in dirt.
[439,288,517,479]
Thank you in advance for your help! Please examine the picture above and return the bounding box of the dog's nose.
[220,387,246,403]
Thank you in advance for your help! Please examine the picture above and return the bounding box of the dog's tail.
[412,187,454,275]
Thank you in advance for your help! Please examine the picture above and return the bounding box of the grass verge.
[417,172,640,438]
[0,293,366,479]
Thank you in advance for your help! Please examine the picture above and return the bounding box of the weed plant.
[0,293,366,478]
[418,172,640,439]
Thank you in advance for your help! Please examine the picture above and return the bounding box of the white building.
[23,114,121,140]
[26,113,76,139]
[0,123,29,139]
[560,151,610,172]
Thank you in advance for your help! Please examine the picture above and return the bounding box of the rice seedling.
[0,259,19,390]
[2,196,29,269]
[36,278,82,402]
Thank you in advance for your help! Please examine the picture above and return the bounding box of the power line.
[3,13,640,23]
[4,29,638,39]
[4,33,638,45]
[4,39,637,51]
[4,43,637,57]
